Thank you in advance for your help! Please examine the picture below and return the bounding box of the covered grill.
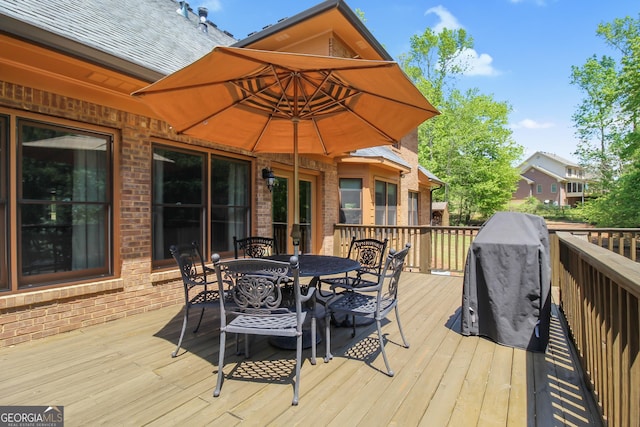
[461,212,551,352]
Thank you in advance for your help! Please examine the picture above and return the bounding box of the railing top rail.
[334,224,482,231]
[557,231,640,297]
[550,227,640,233]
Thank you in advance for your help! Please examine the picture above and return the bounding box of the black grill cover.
[461,212,551,352]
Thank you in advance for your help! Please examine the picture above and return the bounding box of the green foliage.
[581,160,640,226]
[518,197,542,214]
[570,15,640,226]
[401,28,523,225]
[570,55,626,193]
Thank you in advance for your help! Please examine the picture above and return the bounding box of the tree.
[570,55,624,192]
[573,15,640,226]
[400,28,523,224]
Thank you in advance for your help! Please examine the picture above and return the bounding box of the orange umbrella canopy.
[133,46,438,251]
[132,46,439,155]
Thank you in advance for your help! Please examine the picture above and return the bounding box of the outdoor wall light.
[262,168,276,192]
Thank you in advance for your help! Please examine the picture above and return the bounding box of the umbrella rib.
[351,87,440,115]
[310,119,329,155]
[297,71,335,117]
[271,66,298,119]
[297,71,359,119]
[178,70,296,132]
[232,73,292,119]
[249,115,274,152]
[176,101,245,134]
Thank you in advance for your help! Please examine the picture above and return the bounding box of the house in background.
[512,151,587,207]
[0,0,441,347]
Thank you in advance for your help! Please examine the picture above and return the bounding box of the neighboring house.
[513,151,587,207]
[0,0,440,346]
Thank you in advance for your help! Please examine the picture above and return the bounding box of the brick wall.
[0,80,345,347]
[0,82,186,347]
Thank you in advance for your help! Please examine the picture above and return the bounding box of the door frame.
[272,166,319,254]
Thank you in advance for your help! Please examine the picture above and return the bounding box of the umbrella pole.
[291,118,301,256]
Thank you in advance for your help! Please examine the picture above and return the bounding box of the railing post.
[333,227,341,256]
[420,226,431,274]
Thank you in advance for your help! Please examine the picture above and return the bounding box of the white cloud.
[510,119,555,129]
[426,6,500,77]
[425,6,463,32]
[456,48,500,77]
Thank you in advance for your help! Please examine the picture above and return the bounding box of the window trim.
[151,141,254,269]
[408,191,419,226]
[339,177,363,224]
[1,110,119,292]
[374,179,398,226]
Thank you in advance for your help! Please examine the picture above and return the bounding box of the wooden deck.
[0,273,602,426]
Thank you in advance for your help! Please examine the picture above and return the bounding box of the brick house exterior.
[513,151,587,207]
[0,0,440,347]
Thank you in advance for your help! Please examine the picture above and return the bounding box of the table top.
[266,254,360,278]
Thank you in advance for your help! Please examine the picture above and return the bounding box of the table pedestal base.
[269,303,325,350]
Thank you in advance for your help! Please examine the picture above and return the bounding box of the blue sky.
[195,0,637,162]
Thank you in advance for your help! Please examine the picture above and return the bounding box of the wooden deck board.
[0,272,602,426]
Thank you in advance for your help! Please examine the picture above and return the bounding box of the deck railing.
[551,227,640,262]
[553,232,640,426]
[333,224,480,274]
[333,225,640,275]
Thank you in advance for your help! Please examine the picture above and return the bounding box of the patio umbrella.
[132,46,439,251]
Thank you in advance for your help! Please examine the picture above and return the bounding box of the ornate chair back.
[233,236,278,259]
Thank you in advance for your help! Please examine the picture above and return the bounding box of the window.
[408,192,419,225]
[152,146,251,266]
[339,178,362,224]
[152,147,205,265]
[551,183,557,193]
[536,184,542,194]
[375,180,397,225]
[210,155,250,254]
[566,182,583,193]
[18,119,112,287]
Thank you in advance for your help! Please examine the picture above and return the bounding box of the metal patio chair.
[169,241,219,357]
[233,236,278,258]
[324,244,411,376]
[319,236,388,290]
[212,254,317,406]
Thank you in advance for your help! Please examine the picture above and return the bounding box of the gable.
[234,0,391,60]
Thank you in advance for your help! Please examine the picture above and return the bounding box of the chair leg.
[395,305,410,348]
[193,306,205,333]
[292,332,302,406]
[244,334,250,358]
[214,329,226,397]
[324,310,333,363]
[351,315,356,337]
[171,305,189,358]
[376,319,394,377]
[310,315,317,365]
